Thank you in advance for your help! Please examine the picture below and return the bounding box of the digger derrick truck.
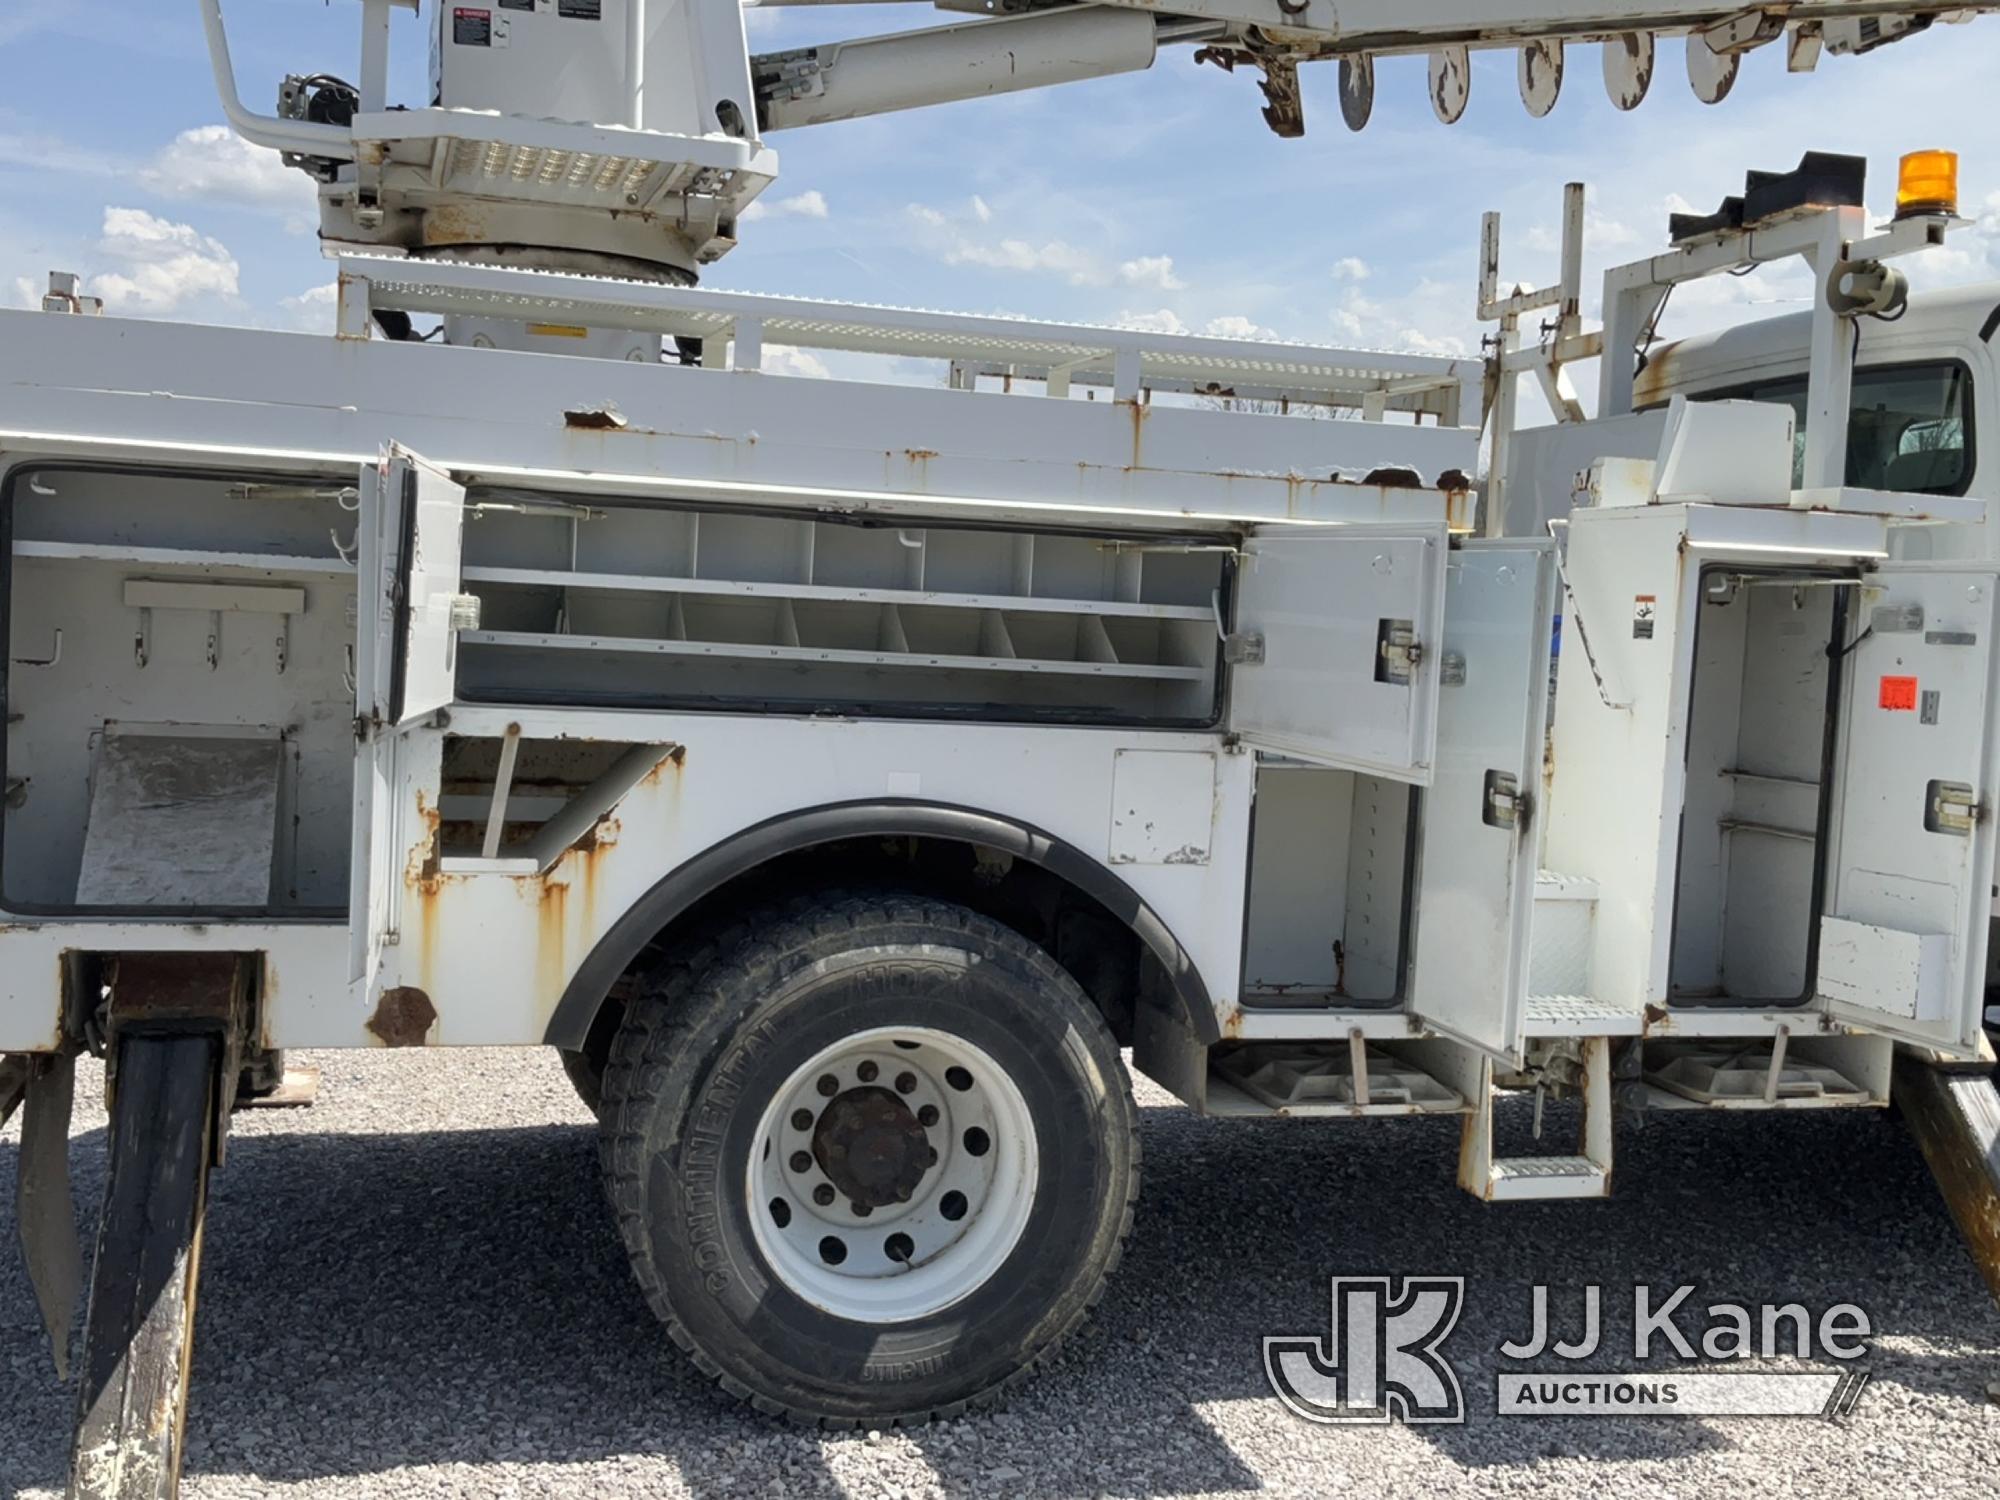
[9,1,2000,1492]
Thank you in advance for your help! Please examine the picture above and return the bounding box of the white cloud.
[1203,314,1280,341]
[277,282,339,331]
[90,207,239,315]
[764,344,831,378]
[1115,308,1186,334]
[907,202,1106,285]
[137,126,318,234]
[11,276,40,310]
[740,189,829,223]
[1118,255,1185,291]
[1331,257,1370,282]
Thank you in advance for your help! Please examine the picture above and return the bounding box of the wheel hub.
[812,1086,931,1208]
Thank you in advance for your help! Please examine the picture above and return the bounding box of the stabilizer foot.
[68,1031,220,1500]
[1895,1052,2000,1304]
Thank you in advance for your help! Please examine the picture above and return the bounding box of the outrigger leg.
[1895,1051,2000,1304]
[67,954,252,1500]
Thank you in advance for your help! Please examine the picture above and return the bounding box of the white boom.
[201,0,1998,277]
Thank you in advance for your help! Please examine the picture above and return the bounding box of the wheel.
[599,894,1139,1424]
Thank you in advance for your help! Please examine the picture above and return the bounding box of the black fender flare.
[542,798,1220,1049]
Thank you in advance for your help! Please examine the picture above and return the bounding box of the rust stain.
[1125,399,1150,472]
[535,877,569,1012]
[406,789,443,896]
[366,986,437,1047]
[1632,341,1677,409]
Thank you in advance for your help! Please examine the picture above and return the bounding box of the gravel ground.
[4,1045,1999,1499]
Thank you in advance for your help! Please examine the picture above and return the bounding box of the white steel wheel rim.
[748,1024,1039,1322]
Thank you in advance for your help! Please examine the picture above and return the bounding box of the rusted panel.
[1895,1053,2000,1304]
[366,986,438,1047]
[106,953,251,1029]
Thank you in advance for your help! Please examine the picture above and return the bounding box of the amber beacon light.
[1895,149,1959,219]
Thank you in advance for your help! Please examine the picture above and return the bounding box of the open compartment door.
[1408,541,1557,1063]
[1227,523,1447,784]
[348,445,468,992]
[1819,564,2000,1055]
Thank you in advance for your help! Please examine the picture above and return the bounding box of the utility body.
[9,2,2000,1494]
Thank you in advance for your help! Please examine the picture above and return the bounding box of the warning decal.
[558,0,601,17]
[453,7,492,44]
[1632,594,1656,640]
[1879,675,1919,711]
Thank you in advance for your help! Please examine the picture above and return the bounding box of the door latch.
[1222,630,1266,665]
[1375,618,1422,685]
[1924,778,1982,835]
[1482,770,1529,829]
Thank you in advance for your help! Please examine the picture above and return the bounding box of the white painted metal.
[340,255,1478,420]
[1819,564,2000,1054]
[0,309,1474,535]
[1683,30,1739,102]
[1109,751,1218,866]
[1227,525,1447,784]
[1518,38,1564,117]
[383,448,471,728]
[1602,31,1655,108]
[1408,541,1557,1062]
[1428,46,1471,123]
[748,1026,1036,1322]
[759,9,1157,131]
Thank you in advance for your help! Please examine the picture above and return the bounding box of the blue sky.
[5,0,2000,391]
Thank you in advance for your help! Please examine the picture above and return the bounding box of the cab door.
[1818,563,2000,1055]
[1408,540,1557,1063]
[348,445,471,992]
[1227,523,1447,783]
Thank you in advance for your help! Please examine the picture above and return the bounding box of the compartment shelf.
[462,629,1211,680]
[460,563,1213,622]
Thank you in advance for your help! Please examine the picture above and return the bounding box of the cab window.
[1696,360,1973,496]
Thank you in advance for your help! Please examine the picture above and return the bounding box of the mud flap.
[1894,1052,2000,1305]
[69,1031,219,1500]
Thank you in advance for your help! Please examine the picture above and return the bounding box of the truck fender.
[542,798,1220,1049]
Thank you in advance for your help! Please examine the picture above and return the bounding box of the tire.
[559,1046,603,1117]
[599,893,1139,1425]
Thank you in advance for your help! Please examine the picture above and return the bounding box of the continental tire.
[598,894,1139,1424]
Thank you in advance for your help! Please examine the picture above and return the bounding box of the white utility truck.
[7,3,2000,1494]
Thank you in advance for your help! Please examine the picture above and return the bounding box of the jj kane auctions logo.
[1264,1278,1872,1423]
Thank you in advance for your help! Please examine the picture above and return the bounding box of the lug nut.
[791,1108,814,1131]
[856,1060,879,1082]
[816,1074,839,1097]
[789,1150,813,1173]
[813,1184,836,1207]
[895,1071,917,1094]
[918,1104,940,1126]
[852,1201,873,1217]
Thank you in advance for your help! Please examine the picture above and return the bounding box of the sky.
[4,0,2000,412]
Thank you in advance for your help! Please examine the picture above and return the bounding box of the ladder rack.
[334,257,1480,422]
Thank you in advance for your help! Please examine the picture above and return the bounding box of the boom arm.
[198,0,2000,278]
